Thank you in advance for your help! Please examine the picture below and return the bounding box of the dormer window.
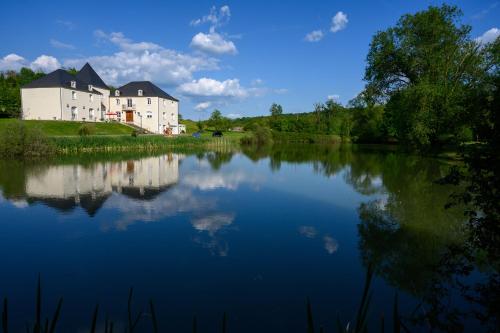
[115,90,120,96]
[88,84,93,91]
[138,89,143,96]
[70,81,76,88]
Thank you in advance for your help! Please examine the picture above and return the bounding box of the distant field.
[0,119,133,136]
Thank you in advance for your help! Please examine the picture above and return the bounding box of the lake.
[0,145,477,332]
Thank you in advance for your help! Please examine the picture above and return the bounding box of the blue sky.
[0,0,498,120]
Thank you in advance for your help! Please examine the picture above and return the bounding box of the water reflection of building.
[25,154,180,215]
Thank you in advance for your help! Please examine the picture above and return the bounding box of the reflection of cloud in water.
[298,226,317,238]
[183,170,256,191]
[323,235,339,254]
[103,187,216,231]
[191,213,235,235]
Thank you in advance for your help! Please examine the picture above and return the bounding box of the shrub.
[78,124,95,136]
[131,129,139,137]
[0,121,54,157]
[240,125,273,146]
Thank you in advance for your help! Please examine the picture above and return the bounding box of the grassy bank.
[51,134,241,154]
[0,119,133,136]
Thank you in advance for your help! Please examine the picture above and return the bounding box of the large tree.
[364,5,488,146]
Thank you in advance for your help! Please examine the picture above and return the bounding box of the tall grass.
[1,269,407,333]
[50,135,239,154]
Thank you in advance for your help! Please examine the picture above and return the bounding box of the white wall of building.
[108,94,179,134]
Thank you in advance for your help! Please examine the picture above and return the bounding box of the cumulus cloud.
[178,77,248,99]
[0,53,61,73]
[191,32,237,55]
[299,226,317,238]
[0,53,27,71]
[30,55,61,72]
[62,30,218,86]
[226,113,242,119]
[476,27,500,45]
[331,11,348,33]
[305,30,324,42]
[327,94,340,101]
[50,38,75,50]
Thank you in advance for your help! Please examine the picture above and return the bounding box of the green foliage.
[131,129,139,137]
[364,4,489,147]
[0,68,45,118]
[0,120,54,157]
[207,110,231,131]
[240,125,273,146]
[78,123,95,136]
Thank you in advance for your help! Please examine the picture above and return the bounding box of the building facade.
[21,63,180,134]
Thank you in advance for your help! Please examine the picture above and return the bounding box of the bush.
[240,125,273,146]
[131,129,139,137]
[78,124,94,136]
[0,121,54,157]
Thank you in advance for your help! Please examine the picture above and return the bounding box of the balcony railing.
[122,104,136,110]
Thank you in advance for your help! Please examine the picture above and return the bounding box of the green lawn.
[0,119,133,136]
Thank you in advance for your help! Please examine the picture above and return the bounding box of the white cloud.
[178,77,248,99]
[50,38,75,50]
[0,53,27,71]
[0,53,60,73]
[305,30,324,42]
[30,55,61,72]
[476,27,500,45]
[331,11,348,33]
[299,226,317,238]
[195,102,212,111]
[328,94,340,101]
[191,32,237,55]
[62,30,219,86]
[191,5,231,28]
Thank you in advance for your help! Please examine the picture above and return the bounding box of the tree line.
[199,4,499,149]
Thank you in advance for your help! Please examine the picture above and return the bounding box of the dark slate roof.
[115,81,178,101]
[76,63,108,89]
[22,69,102,95]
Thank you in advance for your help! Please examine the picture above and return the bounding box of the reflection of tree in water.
[205,151,234,170]
[353,152,500,331]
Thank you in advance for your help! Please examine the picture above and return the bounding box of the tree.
[364,5,486,146]
[269,103,283,131]
[208,110,230,131]
[0,67,45,118]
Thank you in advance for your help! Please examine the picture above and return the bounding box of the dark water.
[0,145,480,332]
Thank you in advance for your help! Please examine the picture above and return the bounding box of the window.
[70,81,76,88]
[117,111,121,118]
[162,112,166,120]
[71,91,77,100]
[88,84,93,91]
[115,90,120,96]
[138,89,143,96]
[146,111,153,119]
[89,94,93,102]
[127,98,133,107]
[116,98,120,105]
[147,98,151,105]
[163,99,166,106]
[71,107,77,120]
[89,108,94,120]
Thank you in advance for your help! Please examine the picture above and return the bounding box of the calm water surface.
[0,146,472,332]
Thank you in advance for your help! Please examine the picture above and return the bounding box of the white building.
[21,63,181,134]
